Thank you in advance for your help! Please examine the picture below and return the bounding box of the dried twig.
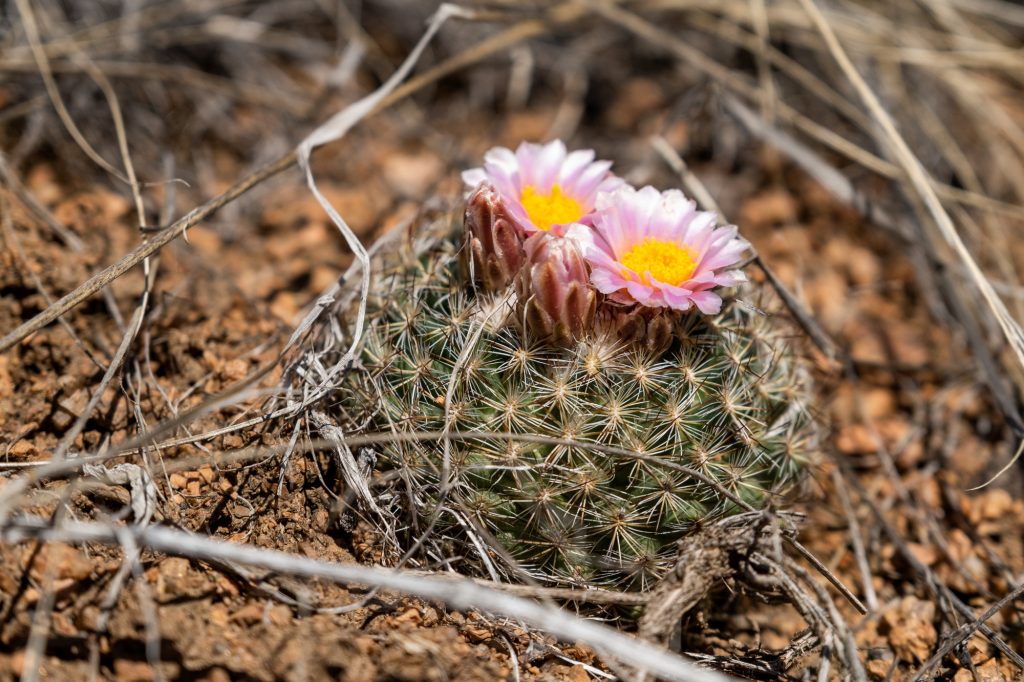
[910,580,1024,681]
[1,515,737,682]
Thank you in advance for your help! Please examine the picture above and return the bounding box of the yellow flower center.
[620,238,698,287]
[520,184,584,232]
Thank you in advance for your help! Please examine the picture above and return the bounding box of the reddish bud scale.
[463,183,525,292]
[515,232,597,345]
[597,303,676,356]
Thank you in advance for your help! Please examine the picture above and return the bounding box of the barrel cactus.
[339,141,815,590]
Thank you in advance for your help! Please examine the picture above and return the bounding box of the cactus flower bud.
[515,232,596,345]
[463,183,525,292]
[597,303,676,356]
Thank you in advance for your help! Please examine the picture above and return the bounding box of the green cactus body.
[343,213,813,590]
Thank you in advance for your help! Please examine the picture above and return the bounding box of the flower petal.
[590,267,630,294]
[462,168,487,189]
[485,146,519,171]
[690,291,723,315]
[626,279,659,306]
[662,287,695,310]
[570,160,615,199]
[520,140,567,189]
[559,149,597,187]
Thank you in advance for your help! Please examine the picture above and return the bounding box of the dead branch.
[1,515,737,682]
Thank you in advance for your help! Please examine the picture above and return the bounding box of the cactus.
[339,209,814,591]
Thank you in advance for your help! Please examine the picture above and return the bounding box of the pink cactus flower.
[567,186,749,315]
[462,140,624,236]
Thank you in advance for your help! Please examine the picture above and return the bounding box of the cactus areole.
[339,142,816,590]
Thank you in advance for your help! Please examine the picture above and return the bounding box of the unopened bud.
[598,304,676,356]
[463,183,525,292]
[516,232,596,345]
